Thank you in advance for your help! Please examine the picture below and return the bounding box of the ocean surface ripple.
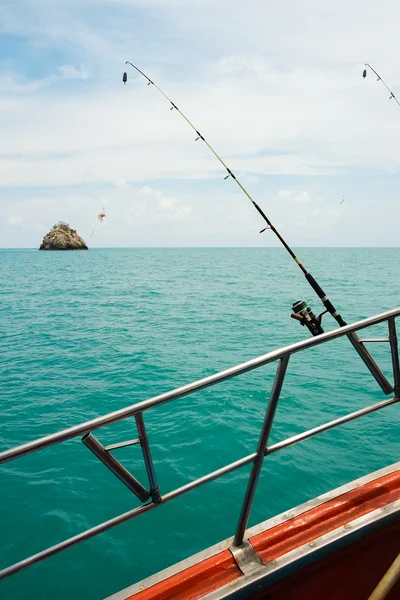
[0,247,399,599]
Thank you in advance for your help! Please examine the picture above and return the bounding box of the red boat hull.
[108,464,400,600]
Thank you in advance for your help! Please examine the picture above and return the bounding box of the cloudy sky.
[1,0,400,247]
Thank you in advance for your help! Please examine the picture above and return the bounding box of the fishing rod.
[123,62,334,334]
[122,61,392,394]
[363,63,400,108]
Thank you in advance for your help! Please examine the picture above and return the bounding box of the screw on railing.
[135,413,161,503]
[388,318,400,397]
[233,355,290,547]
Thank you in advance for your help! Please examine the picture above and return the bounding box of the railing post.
[135,413,161,503]
[233,355,290,547]
[388,318,400,397]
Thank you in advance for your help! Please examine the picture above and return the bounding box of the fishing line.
[89,221,99,240]
[363,63,400,108]
[121,61,393,393]
[123,61,347,335]
[89,208,106,240]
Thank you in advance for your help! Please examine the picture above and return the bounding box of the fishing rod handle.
[305,273,346,326]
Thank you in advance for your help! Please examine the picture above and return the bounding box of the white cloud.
[0,178,398,247]
[278,190,311,203]
[1,0,400,246]
[57,64,88,81]
[8,215,26,228]
[114,179,128,188]
[128,186,193,223]
[272,189,345,239]
[1,51,400,189]
[0,183,263,248]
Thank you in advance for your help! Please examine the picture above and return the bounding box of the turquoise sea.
[0,247,399,600]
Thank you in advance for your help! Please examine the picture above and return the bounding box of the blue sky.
[1,0,400,247]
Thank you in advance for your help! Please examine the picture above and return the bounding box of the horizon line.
[1,245,399,250]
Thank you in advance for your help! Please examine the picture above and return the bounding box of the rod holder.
[82,433,150,502]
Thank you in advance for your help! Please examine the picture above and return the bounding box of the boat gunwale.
[105,461,400,600]
[203,499,400,600]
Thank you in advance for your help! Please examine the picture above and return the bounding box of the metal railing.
[1,308,399,580]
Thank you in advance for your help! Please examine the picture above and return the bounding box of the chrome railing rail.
[0,307,399,581]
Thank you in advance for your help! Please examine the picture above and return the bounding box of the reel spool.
[291,300,325,337]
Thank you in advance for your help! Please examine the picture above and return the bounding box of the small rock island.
[39,222,88,251]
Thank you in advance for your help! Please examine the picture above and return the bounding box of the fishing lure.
[89,207,106,240]
[363,63,400,108]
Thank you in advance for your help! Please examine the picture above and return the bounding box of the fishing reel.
[291,300,326,337]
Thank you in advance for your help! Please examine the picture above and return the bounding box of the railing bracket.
[82,433,150,502]
[105,439,141,451]
[229,540,262,576]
